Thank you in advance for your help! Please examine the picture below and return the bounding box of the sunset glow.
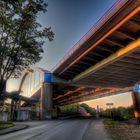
[83,92,133,109]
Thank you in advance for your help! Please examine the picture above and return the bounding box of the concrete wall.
[0,112,10,121]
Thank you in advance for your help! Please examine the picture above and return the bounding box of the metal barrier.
[52,0,128,72]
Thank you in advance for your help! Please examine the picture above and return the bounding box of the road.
[0,119,111,140]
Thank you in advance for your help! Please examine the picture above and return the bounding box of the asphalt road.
[0,119,111,140]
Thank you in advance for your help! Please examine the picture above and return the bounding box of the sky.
[82,92,133,109]
[36,0,116,69]
[7,0,133,109]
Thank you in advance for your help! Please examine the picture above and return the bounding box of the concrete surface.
[0,119,111,140]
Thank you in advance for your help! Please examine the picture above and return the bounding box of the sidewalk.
[0,124,28,135]
[84,119,111,140]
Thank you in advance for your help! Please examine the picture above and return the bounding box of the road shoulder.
[84,119,111,140]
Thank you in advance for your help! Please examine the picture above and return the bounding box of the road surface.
[0,119,111,140]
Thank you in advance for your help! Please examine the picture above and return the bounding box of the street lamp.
[106,103,114,119]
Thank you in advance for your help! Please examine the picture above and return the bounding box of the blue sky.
[7,0,133,108]
[36,0,116,70]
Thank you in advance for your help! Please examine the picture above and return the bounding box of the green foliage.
[0,0,54,93]
[104,120,118,126]
[60,103,96,116]
[101,106,134,120]
[60,104,78,115]
[0,121,13,130]
[80,103,96,116]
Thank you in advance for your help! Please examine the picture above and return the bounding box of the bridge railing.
[52,0,128,72]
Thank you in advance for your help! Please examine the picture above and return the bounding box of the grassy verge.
[104,119,119,126]
[104,119,140,140]
[0,121,14,130]
[104,120,121,140]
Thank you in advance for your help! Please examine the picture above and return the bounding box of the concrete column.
[131,90,140,121]
[40,82,53,119]
[10,100,14,120]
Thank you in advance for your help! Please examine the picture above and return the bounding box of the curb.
[0,124,28,135]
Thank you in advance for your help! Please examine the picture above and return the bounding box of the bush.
[80,103,96,116]
[60,104,78,115]
[60,103,96,116]
[101,106,134,121]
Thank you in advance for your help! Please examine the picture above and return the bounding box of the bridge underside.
[53,1,140,106]
[74,47,140,88]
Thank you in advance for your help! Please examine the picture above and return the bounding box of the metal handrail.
[51,0,128,72]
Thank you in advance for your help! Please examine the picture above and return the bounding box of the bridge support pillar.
[40,82,53,120]
[131,85,140,122]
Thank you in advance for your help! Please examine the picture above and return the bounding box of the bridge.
[16,0,140,119]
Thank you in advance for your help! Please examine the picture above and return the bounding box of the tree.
[60,104,78,115]
[80,103,96,116]
[0,0,54,100]
[0,90,18,109]
[101,106,134,120]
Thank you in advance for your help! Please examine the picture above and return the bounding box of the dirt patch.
[104,120,140,140]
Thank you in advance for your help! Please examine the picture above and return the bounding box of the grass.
[104,119,119,126]
[104,119,121,140]
[0,121,14,130]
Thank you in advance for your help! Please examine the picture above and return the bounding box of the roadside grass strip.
[0,121,14,130]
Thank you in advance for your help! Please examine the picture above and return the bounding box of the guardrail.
[52,0,128,72]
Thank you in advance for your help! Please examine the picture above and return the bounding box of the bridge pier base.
[131,88,140,122]
[40,82,53,120]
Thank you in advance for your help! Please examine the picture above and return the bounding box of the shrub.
[101,106,134,121]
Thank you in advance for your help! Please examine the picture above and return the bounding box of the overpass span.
[52,0,140,105]
[16,0,140,120]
